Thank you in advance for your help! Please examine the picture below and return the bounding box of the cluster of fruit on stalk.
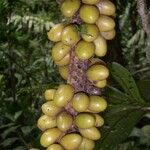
[37,0,116,149]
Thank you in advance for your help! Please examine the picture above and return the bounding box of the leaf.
[21,125,35,136]
[1,137,19,147]
[14,111,23,121]
[109,62,144,103]
[13,146,26,150]
[0,123,15,130]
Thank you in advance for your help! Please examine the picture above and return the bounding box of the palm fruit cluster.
[37,0,116,149]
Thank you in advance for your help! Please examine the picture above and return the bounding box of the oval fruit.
[55,53,70,66]
[47,23,64,42]
[58,65,69,80]
[60,134,82,150]
[61,0,81,17]
[72,92,89,112]
[80,5,99,24]
[75,113,96,129]
[75,40,95,60]
[96,15,115,32]
[82,0,100,5]
[89,96,107,112]
[41,101,62,116]
[95,79,107,88]
[40,128,62,147]
[79,127,101,140]
[54,84,74,107]
[47,144,64,150]
[81,24,99,42]
[37,115,56,131]
[100,29,116,40]
[57,112,73,131]
[94,35,107,57]
[94,114,104,127]
[61,25,80,46]
[44,89,56,101]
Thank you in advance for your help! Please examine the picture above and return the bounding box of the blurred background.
[0,0,150,149]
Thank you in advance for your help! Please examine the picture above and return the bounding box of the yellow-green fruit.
[54,84,74,107]
[72,92,89,112]
[89,58,106,66]
[42,101,62,116]
[44,89,56,101]
[86,64,109,81]
[57,112,73,131]
[58,66,69,80]
[47,144,64,150]
[75,113,96,129]
[94,35,107,57]
[80,5,99,24]
[75,40,95,60]
[100,29,116,40]
[47,24,64,42]
[81,24,99,42]
[82,0,100,5]
[37,115,56,131]
[95,79,107,88]
[61,25,80,46]
[52,42,71,61]
[61,0,81,18]
[40,128,62,148]
[55,53,70,66]
[78,137,95,150]
[97,0,116,16]
[94,114,104,127]
[79,127,101,140]
[96,15,115,32]
[60,134,82,150]
[89,96,107,112]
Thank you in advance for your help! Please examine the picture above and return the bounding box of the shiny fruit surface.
[80,5,99,24]
[96,15,115,32]
[54,84,74,107]
[58,66,69,80]
[82,0,100,5]
[60,133,82,150]
[37,115,56,131]
[72,92,89,112]
[75,113,96,128]
[44,89,56,101]
[61,0,81,17]
[100,29,116,40]
[75,40,95,60]
[47,24,64,42]
[89,96,107,112]
[40,128,62,147]
[94,114,104,127]
[57,112,73,131]
[81,24,99,42]
[55,53,70,66]
[94,35,107,57]
[47,144,64,150]
[86,64,109,81]
[95,79,107,88]
[61,25,80,46]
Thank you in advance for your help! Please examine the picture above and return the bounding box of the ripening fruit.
[61,0,81,18]
[81,24,99,42]
[40,128,62,147]
[100,29,116,40]
[78,137,95,150]
[82,0,100,5]
[47,144,64,150]
[97,0,116,16]
[75,40,95,60]
[95,79,107,88]
[94,35,107,57]
[42,101,62,116]
[79,127,101,140]
[54,84,74,107]
[86,64,109,81]
[57,112,73,131]
[47,24,64,42]
[60,133,82,150]
[58,65,69,80]
[61,25,80,46]
[89,96,107,112]
[94,114,104,127]
[80,5,99,24]
[89,58,106,66]
[52,42,71,61]
[75,113,96,129]
[37,115,56,131]
[72,92,89,112]
[96,15,115,32]
[44,89,56,101]
[55,53,70,66]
